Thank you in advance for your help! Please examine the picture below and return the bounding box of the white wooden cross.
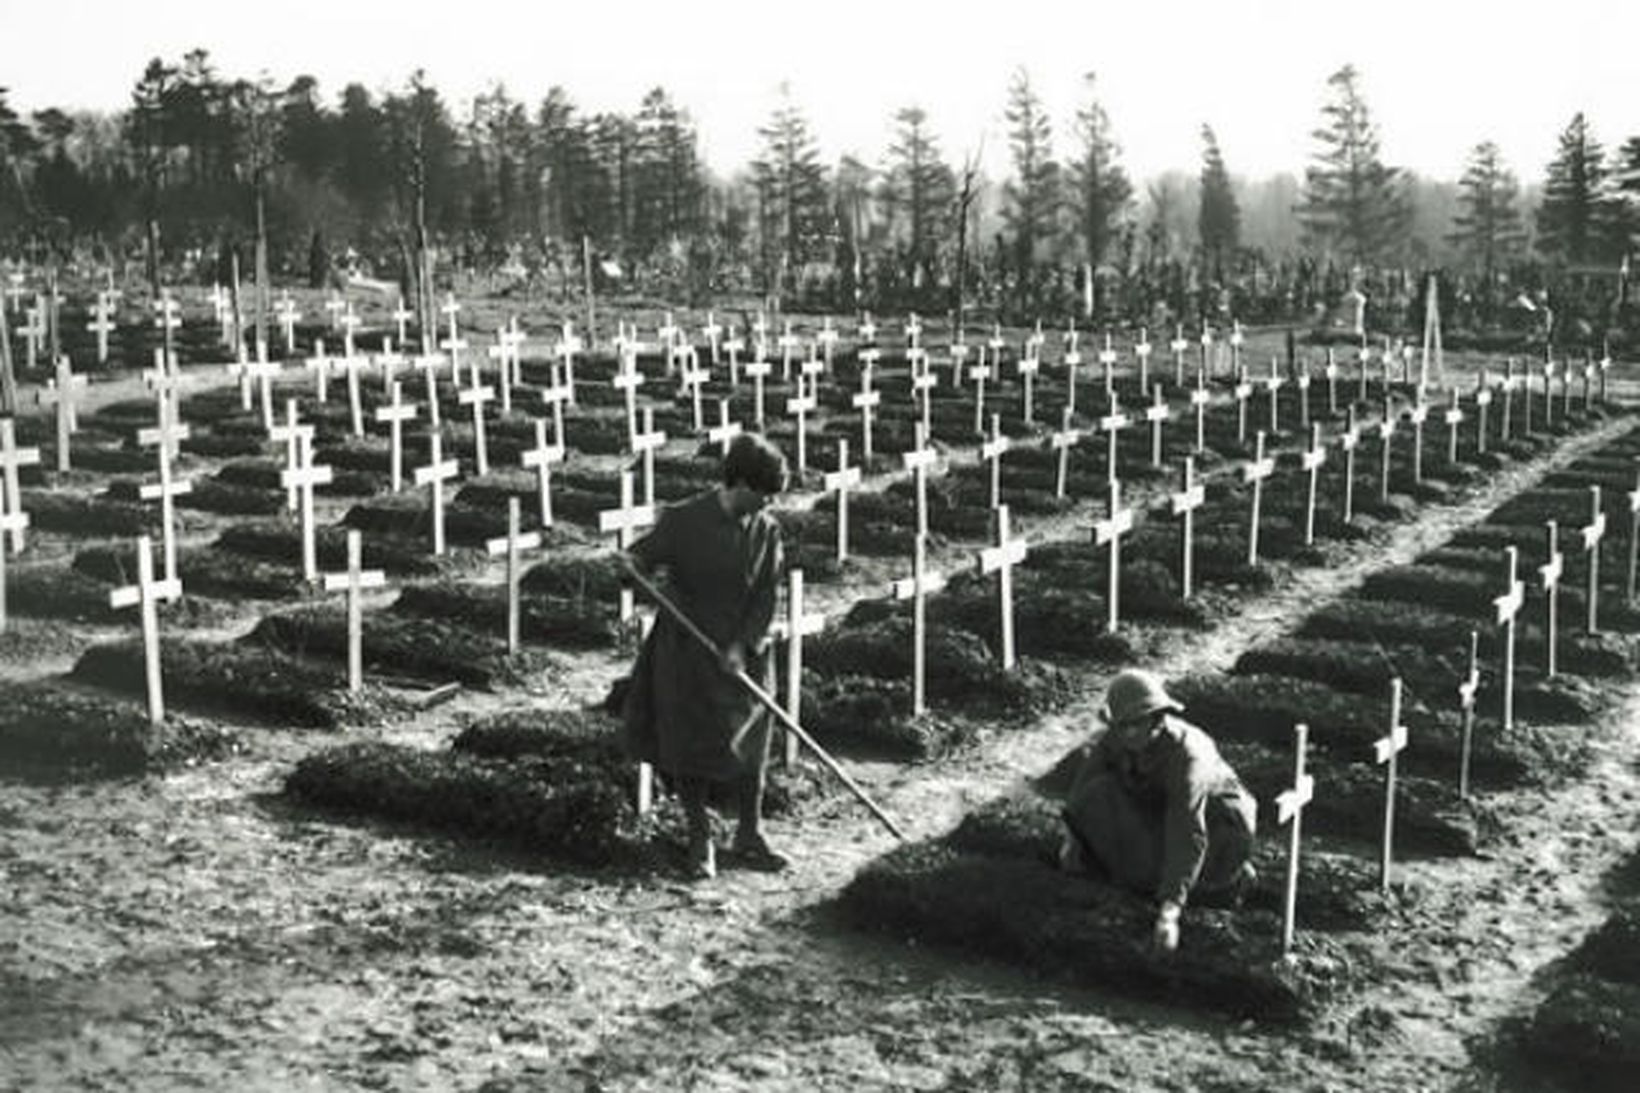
[1098,331,1118,395]
[969,346,993,436]
[458,372,496,477]
[153,294,182,374]
[304,340,333,405]
[910,357,938,438]
[1374,678,1409,893]
[823,438,861,563]
[1301,423,1327,545]
[13,303,42,370]
[1407,397,1429,484]
[702,312,724,365]
[978,504,1028,669]
[389,297,414,350]
[817,316,839,368]
[324,292,347,332]
[40,355,87,473]
[1627,465,1640,604]
[0,503,28,632]
[322,529,386,691]
[1263,357,1287,434]
[1199,325,1215,378]
[1276,721,1314,956]
[744,355,772,428]
[1097,391,1130,484]
[1171,456,1205,599]
[1233,368,1255,443]
[373,382,418,492]
[135,397,192,578]
[1144,383,1170,468]
[1049,406,1084,500]
[0,419,41,553]
[707,399,742,457]
[485,497,544,654]
[1598,342,1612,403]
[555,321,583,404]
[1063,345,1081,415]
[859,311,878,343]
[1443,387,1465,464]
[1472,374,1493,455]
[631,407,667,508]
[679,350,711,433]
[243,355,283,434]
[948,338,970,391]
[1093,477,1134,633]
[440,304,469,379]
[903,424,941,538]
[538,361,572,452]
[1229,319,1245,373]
[1190,369,1211,454]
[1377,397,1398,503]
[981,412,1010,510]
[413,352,444,428]
[777,321,801,382]
[1339,407,1361,525]
[109,535,181,725]
[86,296,116,364]
[268,398,313,511]
[786,388,817,475]
[1244,431,1277,566]
[1456,630,1481,799]
[722,327,744,386]
[1017,349,1040,424]
[1581,485,1607,634]
[487,319,524,416]
[1500,360,1517,438]
[892,532,946,717]
[276,293,301,355]
[281,432,332,582]
[602,470,656,626]
[904,311,923,349]
[1324,349,1340,416]
[1135,328,1153,392]
[518,417,565,528]
[771,568,826,766]
[413,431,460,556]
[1169,324,1189,387]
[852,363,881,461]
[1493,546,1525,732]
[375,336,405,396]
[340,302,363,360]
[1539,520,1564,676]
[612,348,645,443]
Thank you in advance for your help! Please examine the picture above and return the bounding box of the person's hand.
[1151,901,1181,954]
[719,641,747,676]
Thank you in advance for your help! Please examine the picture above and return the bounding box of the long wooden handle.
[625,561,906,841]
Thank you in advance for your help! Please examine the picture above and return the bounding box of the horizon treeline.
[2,54,1637,313]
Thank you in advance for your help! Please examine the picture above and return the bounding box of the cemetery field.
[3,285,1640,1090]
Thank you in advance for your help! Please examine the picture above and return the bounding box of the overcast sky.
[8,0,1639,186]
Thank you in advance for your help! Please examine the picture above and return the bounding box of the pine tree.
[1065,73,1131,270]
[879,105,956,295]
[1001,68,1059,277]
[1536,113,1610,264]
[1298,65,1409,263]
[752,86,831,295]
[1446,140,1523,274]
[632,87,703,258]
[1197,124,1240,264]
[1610,135,1640,256]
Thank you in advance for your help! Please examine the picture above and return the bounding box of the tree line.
[1,55,1637,326]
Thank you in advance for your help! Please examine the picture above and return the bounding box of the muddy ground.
[2,296,1638,1092]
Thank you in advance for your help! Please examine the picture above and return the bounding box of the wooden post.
[1407,398,1428,484]
[321,530,386,691]
[1264,357,1286,435]
[1062,347,1082,416]
[1493,547,1525,732]
[1190,368,1210,454]
[632,407,667,509]
[745,356,772,428]
[86,297,115,364]
[1581,485,1607,635]
[1093,477,1134,633]
[1378,397,1398,503]
[108,535,182,726]
[910,355,938,439]
[891,533,946,717]
[1443,387,1464,464]
[1017,350,1039,424]
[1627,464,1640,604]
[680,350,710,434]
[1457,630,1480,800]
[786,389,817,476]
[1170,457,1204,599]
[1374,678,1409,893]
[707,400,742,457]
[281,432,333,582]
[1276,722,1314,956]
[1501,360,1516,439]
[852,362,880,461]
[1169,325,1188,388]
[1340,406,1361,525]
[599,470,656,628]
[982,413,1009,510]
[977,502,1029,667]
[1233,368,1254,444]
[374,382,418,492]
[485,498,544,654]
[0,504,26,632]
[268,399,311,511]
[1474,374,1492,455]
[1244,431,1276,566]
[969,347,992,436]
[1135,329,1152,393]
[39,355,85,473]
[457,373,496,477]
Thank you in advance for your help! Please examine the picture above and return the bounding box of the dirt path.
[3,328,1638,1091]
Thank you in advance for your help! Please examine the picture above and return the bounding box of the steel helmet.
[1104,669,1182,725]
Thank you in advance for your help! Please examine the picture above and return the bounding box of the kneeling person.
[1060,669,1257,952]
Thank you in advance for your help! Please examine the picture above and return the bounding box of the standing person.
[623,432,789,880]
[1059,670,1258,952]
